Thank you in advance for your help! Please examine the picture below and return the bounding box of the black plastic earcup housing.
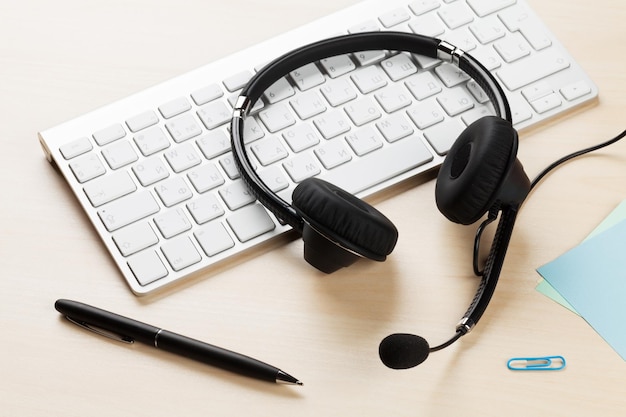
[292,178,399,272]
[435,116,529,224]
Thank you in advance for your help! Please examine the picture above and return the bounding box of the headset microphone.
[379,332,463,369]
[379,204,524,369]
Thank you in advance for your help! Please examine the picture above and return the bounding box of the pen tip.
[276,370,303,386]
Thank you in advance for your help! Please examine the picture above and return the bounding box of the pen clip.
[65,316,135,344]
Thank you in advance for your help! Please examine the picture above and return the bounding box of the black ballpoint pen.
[54,299,302,385]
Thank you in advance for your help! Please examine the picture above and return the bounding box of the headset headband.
[230,31,512,230]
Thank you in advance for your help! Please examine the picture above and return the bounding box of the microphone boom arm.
[457,206,520,334]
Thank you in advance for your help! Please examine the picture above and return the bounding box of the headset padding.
[292,178,398,259]
[435,116,517,225]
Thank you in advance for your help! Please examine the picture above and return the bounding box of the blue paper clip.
[507,356,566,371]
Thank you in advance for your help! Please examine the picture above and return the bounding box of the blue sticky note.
[537,219,626,361]
[536,199,626,313]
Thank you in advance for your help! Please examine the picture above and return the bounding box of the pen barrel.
[155,330,279,382]
[55,299,159,345]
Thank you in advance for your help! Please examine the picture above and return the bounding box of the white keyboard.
[39,0,598,295]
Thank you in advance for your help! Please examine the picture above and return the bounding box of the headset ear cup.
[292,178,398,269]
[435,116,519,225]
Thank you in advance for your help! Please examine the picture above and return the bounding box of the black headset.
[231,31,531,368]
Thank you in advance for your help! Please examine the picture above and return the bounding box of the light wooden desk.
[1,0,625,415]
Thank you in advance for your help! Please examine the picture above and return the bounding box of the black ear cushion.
[292,178,398,260]
[435,116,518,225]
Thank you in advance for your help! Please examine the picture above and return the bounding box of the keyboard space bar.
[319,136,434,195]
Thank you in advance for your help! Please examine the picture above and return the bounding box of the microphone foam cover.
[379,333,430,369]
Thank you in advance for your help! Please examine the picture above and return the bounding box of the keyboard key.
[154,207,192,238]
[161,236,201,271]
[469,47,502,71]
[264,78,295,104]
[98,191,160,232]
[314,110,351,139]
[529,92,562,114]
[443,28,477,52]
[187,163,224,193]
[165,113,202,143]
[290,90,327,120]
[83,170,137,207]
[379,8,411,28]
[219,153,244,180]
[520,24,552,51]
[409,14,445,37]
[93,124,126,146]
[560,80,592,101]
[375,84,413,113]
[226,204,276,243]
[133,126,170,156]
[69,153,106,183]
[469,16,507,44]
[132,156,169,186]
[348,20,380,34]
[496,50,570,90]
[435,63,471,87]
[409,0,440,15]
[159,97,192,119]
[346,126,384,156]
[219,180,256,210]
[437,87,475,116]
[197,100,231,129]
[191,84,223,105]
[223,70,253,92]
[353,50,387,66]
[521,81,553,102]
[251,136,289,166]
[508,95,533,125]
[126,111,159,133]
[438,3,474,29]
[101,140,138,169]
[351,65,388,94]
[60,137,92,160]
[194,222,235,256]
[376,113,414,143]
[407,100,445,129]
[381,53,418,81]
[282,124,321,152]
[283,153,321,183]
[242,118,265,144]
[320,78,358,107]
[163,142,202,173]
[187,193,225,224]
[466,80,490,104]
[127,250,168,286]
[423,119,466,155]
[467,0,516,17]
[320,55,356,78]
[258,166,290,192]
[319,134,433,195]
[290,63,326,91]
[404,71,442,100]
[315,139,352,169]
[112,221,159,257]
[196,130,231,159]
[494,33,531,63]
[344,96,382,126]
[155,177,193,207]
[259,103,296,133]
